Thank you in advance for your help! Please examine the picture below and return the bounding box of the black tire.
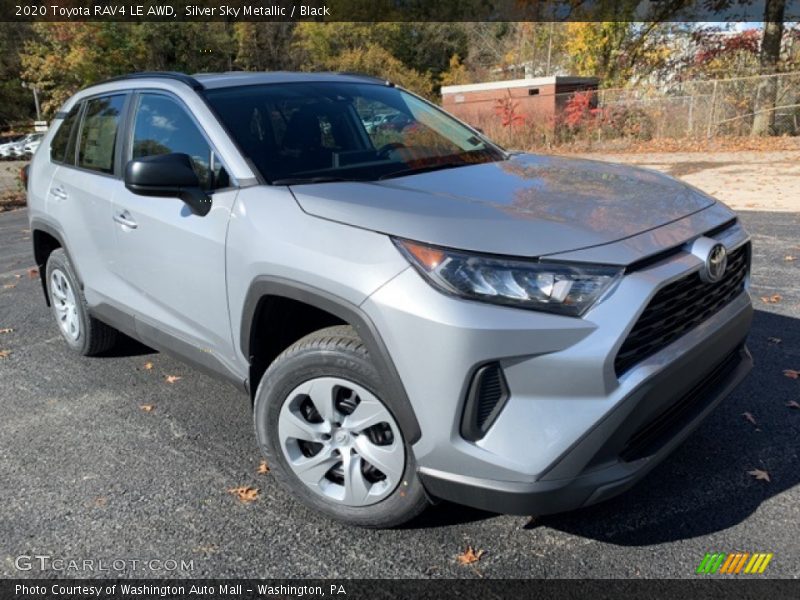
[254,325,429,528]
[45,248,117,356]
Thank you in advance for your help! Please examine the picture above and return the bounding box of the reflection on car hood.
[290,153,717,258]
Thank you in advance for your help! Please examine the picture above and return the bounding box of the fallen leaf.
[27,267,38,279]
[164,375,182,384]
[0,349,10,359]
[742,412,757,426]
[767,337,782,344]
[456,546,485,565]
[3,283,16,289]
[783,369,799,380]
[93,496,107,508]
[786,400,800,410]
[748,469,770,483]
[142,361,154,371]
[228,486,259,503]
[139,404,155,412]
[257,460,270,475]
[760,294,782,304]
[785,256,796,262]
[0,327,13,334]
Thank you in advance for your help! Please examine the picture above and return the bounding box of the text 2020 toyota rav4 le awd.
[28,72,753,527]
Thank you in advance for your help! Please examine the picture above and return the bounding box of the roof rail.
[335,72,394,86]
[98,71,204,91]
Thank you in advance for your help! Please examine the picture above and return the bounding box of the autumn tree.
[21,23,145,115]
[318,43,435,98]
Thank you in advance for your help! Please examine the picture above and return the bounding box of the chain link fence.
[477,71,800,150]
[598,72,800,139]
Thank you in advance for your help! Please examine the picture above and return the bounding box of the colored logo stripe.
[697,552,773,574]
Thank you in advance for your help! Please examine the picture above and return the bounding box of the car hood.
[290,153,716,258]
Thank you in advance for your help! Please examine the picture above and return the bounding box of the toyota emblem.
[705,244,728,283]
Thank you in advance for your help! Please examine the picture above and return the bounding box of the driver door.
[112,91,242,380]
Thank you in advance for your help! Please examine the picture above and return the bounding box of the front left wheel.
[253,325,430,528]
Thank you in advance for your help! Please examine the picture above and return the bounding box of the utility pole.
[21,82,42,121]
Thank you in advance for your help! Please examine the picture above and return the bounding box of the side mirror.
[124,153,212,216]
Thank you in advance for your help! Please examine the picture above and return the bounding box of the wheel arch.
[241,276,421,444]
[30,219,77,307]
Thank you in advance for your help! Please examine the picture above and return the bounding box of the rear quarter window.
[50,104,82,164]
[77,95,126,174]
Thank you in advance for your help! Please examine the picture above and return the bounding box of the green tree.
[233,23,297,71]
[0,23,34,130]
[132,23,235,73]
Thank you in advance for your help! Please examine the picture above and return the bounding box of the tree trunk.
[751,0,785,136]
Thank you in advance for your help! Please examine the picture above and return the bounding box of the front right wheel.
[253,325,429,528]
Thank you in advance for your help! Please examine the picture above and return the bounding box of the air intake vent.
[461,363,509,441]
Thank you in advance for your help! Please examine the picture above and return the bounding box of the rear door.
[111,91,241,378]
[46,93,129,307]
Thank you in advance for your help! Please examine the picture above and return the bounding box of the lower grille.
[615,243,749,376]
[461,363,509,441]
[620,348,742,462]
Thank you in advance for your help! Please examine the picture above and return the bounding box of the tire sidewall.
[254,343,426,527]
[45,250,90,354]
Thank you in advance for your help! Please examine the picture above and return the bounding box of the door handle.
[113,210,138,229]
[49,185,68,200]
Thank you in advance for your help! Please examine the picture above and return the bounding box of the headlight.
[394,238,622,317]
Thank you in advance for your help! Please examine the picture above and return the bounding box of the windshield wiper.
[377,162,470,181]
[272,176,367,185]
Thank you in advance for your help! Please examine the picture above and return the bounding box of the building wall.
[441,78,599,130]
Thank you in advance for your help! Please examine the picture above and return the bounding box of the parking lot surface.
[1,207,798,578]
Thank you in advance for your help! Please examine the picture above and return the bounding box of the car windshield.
[204,82,506,184]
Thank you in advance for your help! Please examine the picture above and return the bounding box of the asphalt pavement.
[0,208,798,579]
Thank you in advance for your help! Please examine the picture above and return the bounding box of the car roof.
[92,71,391,93]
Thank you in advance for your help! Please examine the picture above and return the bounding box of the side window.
[50,103,82,164]
[77,95,125,174]
[131,93,225,190]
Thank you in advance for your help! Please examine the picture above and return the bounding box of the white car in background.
[13,133,44,157]
[0,135,26,158]
[1,133,43,158]
[21,137,43,157]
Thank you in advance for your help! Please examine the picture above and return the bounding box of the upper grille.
[614,244,749,376]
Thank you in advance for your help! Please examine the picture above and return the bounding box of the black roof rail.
[335,72,394,86]
[97,71,204,91]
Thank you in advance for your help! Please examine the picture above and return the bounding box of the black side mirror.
[124,153,212,216]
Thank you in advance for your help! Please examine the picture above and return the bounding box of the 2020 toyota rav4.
[28,72,753,527]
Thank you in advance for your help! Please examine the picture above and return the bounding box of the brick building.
[441,75,600,130]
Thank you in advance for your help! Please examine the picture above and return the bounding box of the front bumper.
[361,216,753,514]
[419,310,752,515]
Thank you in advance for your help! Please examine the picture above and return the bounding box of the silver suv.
[28,72,753,527]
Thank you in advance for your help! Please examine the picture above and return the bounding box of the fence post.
[707,80,718,139]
